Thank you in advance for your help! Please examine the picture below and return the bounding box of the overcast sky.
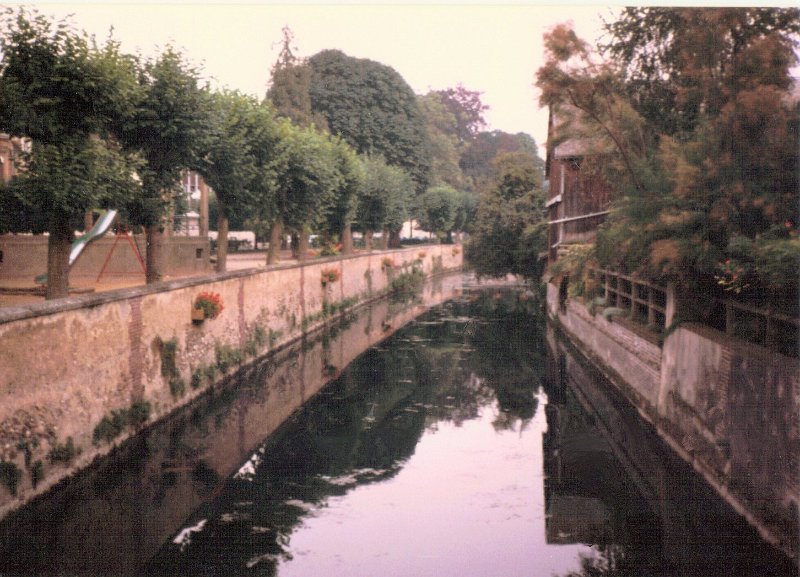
[19,2,787,157]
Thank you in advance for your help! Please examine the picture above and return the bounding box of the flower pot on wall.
[191,307,206,323]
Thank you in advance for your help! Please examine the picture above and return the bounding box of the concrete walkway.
[0,249,381,308]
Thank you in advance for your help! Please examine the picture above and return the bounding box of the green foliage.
[160,338,180,379]
[308,49,431,193]
[128,401,151,427]
[191,368,203,389]
[0,9,143,297]
[416,186,459,239]
[30,460,43,488]
[356,155,415,237]
[539,12,800,301]
[216,343,243,374]
[93,411,126,444]
[169,377,186,397]
[92,401,151,444]
[47,437,79,464]
[388,266,425,301]
[0,461,21,495]
[466,151,547,279]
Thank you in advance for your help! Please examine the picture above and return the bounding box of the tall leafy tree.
[417,91,473,191]
[323,137,364,254]
[265,121,339,264]
[120,47,208,283]
[196,91,279,272]
[460,131,541,187]
[538,11,800,304]
[416,186,460,243]
[466,151,547,279]
[355,156,414,250]
[433,84,489,143]
[0,9,141,299]
[307,49,431,194]
[266,26,327,130]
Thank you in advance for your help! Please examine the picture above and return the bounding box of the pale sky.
[9,3,617,155]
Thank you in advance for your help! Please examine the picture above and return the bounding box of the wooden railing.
[589,268,798,357]
[715,298,799,358]
[589,268,668,331]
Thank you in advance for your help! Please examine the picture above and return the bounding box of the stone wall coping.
[0,246,441,325]
[677,321,800,367]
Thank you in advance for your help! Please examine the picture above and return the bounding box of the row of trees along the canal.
[0,13,547,299]
[537,7,800,315]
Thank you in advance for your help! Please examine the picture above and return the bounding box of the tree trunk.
[83,211,95,233]
[216,207,229,273]
[365,230,373,251]
[388,229,402,249]
[341,222,353,255]
[380,229,389,250]
[291,233,300,259]
[199,179,209,237]
[297,227,310,262]
[45,221,72,300]
[267,218,283,264]
[145,224,164,284]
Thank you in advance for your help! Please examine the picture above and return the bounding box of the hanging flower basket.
[193,291,224,321]
[321,267,341,286]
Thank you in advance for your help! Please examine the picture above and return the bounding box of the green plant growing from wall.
[93,401,152,445]
[160,338,180,379]
[191,368,204,389]
[0,461,21,496]
[170,377,187,398]
[48,437,80,464]
[30,460,44,489]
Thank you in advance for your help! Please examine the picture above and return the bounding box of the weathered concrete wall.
[546,282,662,412]
[0,245,462,517]
[0,281,465,574]
[548,282,799,557]
[0,233,211,279]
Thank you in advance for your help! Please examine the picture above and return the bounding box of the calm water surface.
[1,283,793,576]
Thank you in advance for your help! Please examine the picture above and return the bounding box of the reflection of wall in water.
[0,281,462,577]
[542,325,791,573]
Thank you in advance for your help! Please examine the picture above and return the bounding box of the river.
[0,278,793,576]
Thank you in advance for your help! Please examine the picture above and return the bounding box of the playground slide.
[35,210,118,284]
[69,210,118,265]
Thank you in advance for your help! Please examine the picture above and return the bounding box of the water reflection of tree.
[459,289,548,430]
[143,286,550,575]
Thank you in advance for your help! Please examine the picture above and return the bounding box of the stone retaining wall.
[547,281,799,557]
[0,245,462,517]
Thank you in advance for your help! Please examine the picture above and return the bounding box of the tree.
[601,7,800,136]
[355,156,414,250]
[466,151,547,279]
[416,186,459,243]
[307,49,431,194]
[195,91,279,272]
[265,121,339,264]
[538,12,800,305]
[266,26,327,130]
[417,92,468,190]
[460,131,541,186]
[323,137,364,254]
[0,9,141,299]
[120,47,209,283]
[433,84,489,143]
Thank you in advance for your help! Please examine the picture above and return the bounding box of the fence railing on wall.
[715,298,799,358]
[588,268,668,332]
